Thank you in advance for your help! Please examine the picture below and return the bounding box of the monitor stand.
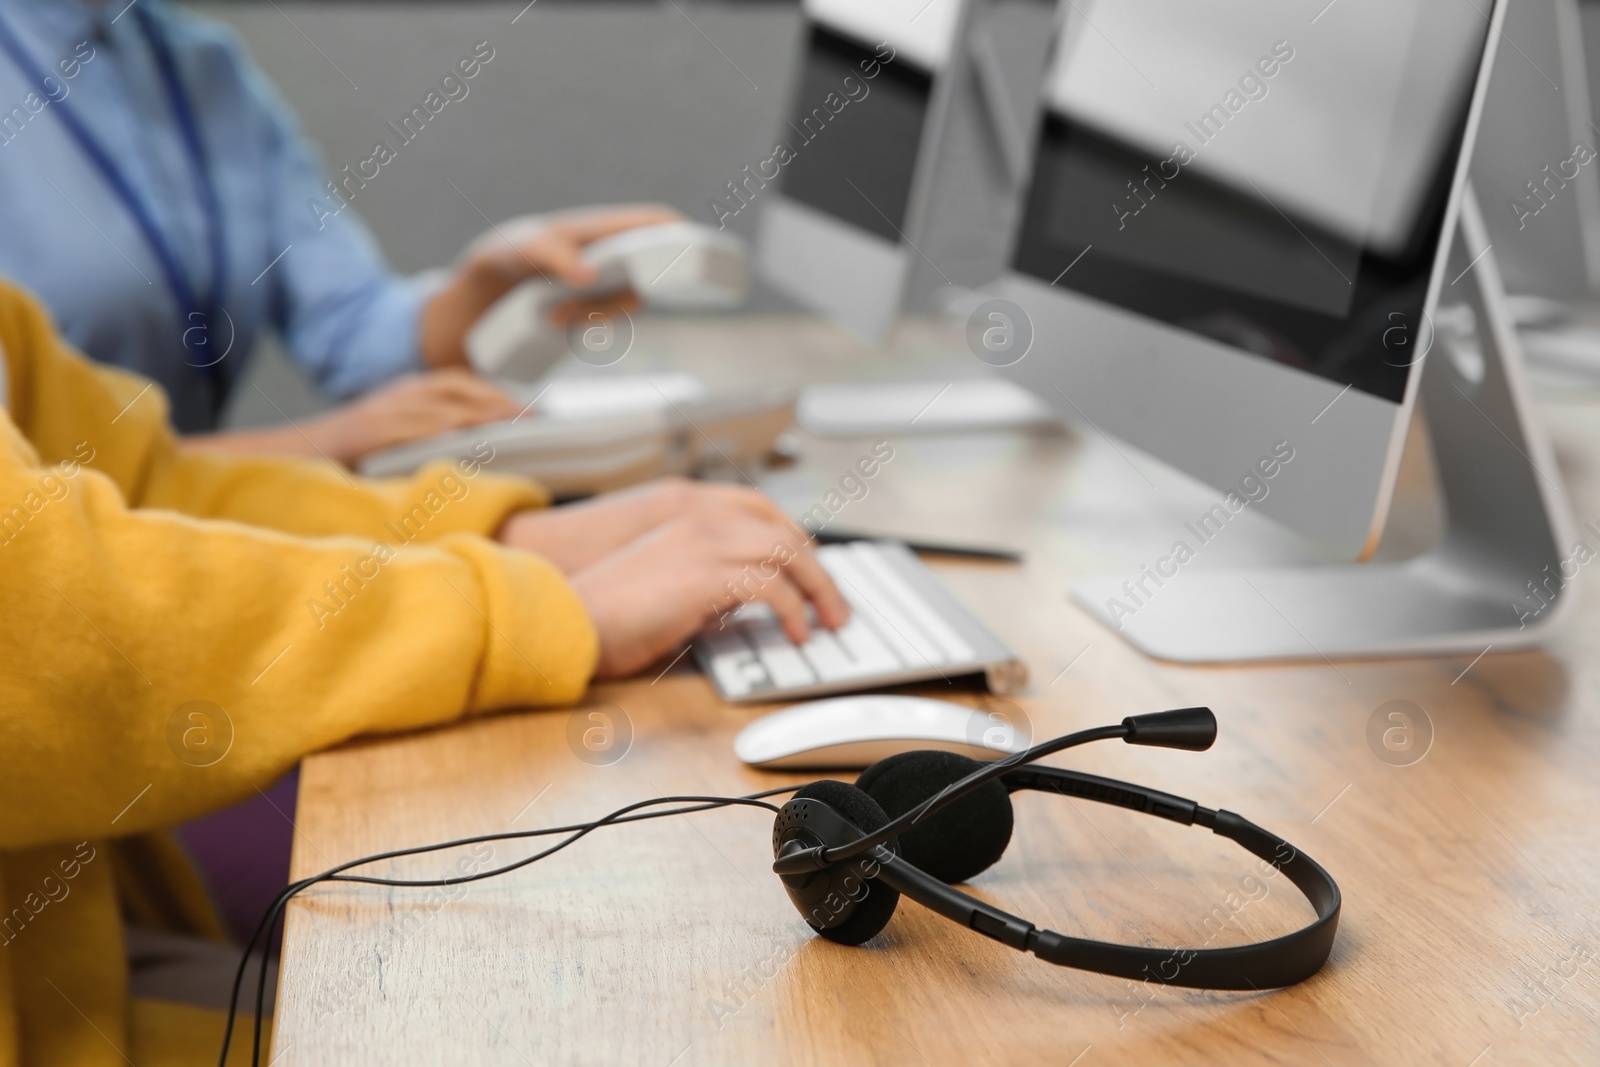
[1070,185,1579,663]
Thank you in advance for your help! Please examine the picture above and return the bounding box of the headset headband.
[773,710,1341,990]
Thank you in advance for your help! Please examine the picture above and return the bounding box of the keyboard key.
[750,626,818,689]
[832,616,902,675]
[709,642,763,698]
[799,628,867,680]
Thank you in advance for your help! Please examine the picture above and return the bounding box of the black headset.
[770,707,1341,990]
[222,707,1339,1066]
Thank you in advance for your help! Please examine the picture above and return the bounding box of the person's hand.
[420,204,684,368]
[304,369,522,465]
[568,512,852,680]
[179,368,522,464]
[496,477,804,574]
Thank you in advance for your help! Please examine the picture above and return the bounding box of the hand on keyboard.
[498,477,806,574]
[696,541,988,701]
[569,509,851,679]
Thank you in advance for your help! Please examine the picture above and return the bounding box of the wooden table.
[274,317,1600,1066]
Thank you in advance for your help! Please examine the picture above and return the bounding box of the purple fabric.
[175,766,299,948]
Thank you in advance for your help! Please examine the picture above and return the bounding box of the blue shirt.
[0,0,434,431]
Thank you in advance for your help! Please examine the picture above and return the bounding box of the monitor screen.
[776,13,940,243]
[1011,0,1489,403]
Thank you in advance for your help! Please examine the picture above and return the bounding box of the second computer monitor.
[755,0,969,342]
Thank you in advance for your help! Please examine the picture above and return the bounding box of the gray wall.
[189,1,806,424]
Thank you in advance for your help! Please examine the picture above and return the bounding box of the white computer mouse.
[733,695,1030,770]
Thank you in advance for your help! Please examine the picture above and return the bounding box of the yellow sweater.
[0,283,599,1065]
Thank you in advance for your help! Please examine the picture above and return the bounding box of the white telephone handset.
[465,220,749,382]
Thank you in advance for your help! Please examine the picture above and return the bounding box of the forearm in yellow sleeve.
[0,436,597,851]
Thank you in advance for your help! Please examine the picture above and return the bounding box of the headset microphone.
[1119,705,1218,749]
[771,707,1342,990]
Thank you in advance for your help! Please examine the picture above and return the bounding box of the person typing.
[0,278,846,1064]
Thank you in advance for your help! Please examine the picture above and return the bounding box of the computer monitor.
[1471,0,1600,303]
[754,0,973,341]
[989,0,1575,661]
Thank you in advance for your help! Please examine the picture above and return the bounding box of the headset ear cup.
[784,781,900,945]
[855,751,1014,884]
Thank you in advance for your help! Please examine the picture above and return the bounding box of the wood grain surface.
[273,317,1600,1066]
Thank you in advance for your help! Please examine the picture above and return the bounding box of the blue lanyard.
[0,8,228,372]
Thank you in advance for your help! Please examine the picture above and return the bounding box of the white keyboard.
[692,540,1026,703]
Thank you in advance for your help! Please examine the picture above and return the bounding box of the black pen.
[811,528,1023,563]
